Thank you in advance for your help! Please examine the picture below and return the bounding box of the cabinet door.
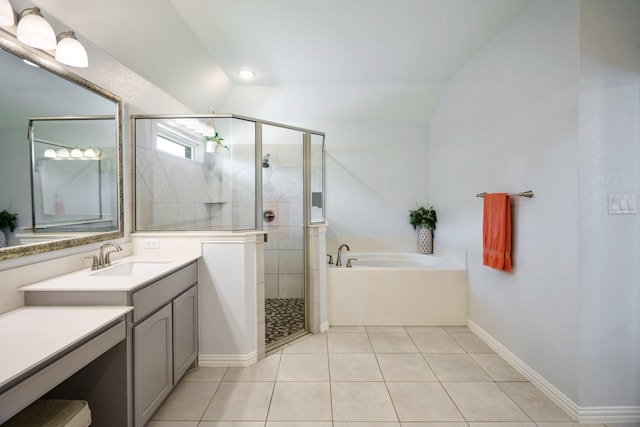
[134,304,172,427]
[173,285,198,383]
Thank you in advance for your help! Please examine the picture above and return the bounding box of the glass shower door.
[262,124,306,348]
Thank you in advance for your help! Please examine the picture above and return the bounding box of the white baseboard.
[320,320,330,333]
[198,351,257,367]
[467,319,640,423]
[578,406,640,423]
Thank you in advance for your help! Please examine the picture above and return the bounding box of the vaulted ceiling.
[33,0,534,116]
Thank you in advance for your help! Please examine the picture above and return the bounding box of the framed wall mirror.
[0,34,123,261]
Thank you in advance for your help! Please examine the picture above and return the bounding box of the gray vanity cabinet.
[131,262,198,427]
[22,258,200,427]
[173,285,198,383]
[133,304,173,426]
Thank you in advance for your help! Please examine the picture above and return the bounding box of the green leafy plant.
[205,131,228,150]
[409,206,437,230]
[0,209,18,232]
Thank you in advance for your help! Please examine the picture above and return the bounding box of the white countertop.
[0,306,132,391]
[19,255,199,292]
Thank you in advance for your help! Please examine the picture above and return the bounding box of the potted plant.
[409,206,437,254]
[0,209,18,248]
[204,131,228,152]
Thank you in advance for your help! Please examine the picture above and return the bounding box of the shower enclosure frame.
[131,113,326,350]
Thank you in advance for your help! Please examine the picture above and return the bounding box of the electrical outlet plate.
[143,238,159,249]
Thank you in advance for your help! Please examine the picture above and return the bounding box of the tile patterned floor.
[146,326,636,427]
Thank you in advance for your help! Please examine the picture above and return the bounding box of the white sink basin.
[92,261,170,276]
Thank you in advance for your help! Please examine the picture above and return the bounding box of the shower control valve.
[263,209,276,222]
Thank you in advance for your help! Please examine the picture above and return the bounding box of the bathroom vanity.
[0,306,131,424]
[20,256,199,427]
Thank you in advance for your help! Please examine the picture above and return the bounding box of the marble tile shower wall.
[263,144,304,299]
[136,142,255,231]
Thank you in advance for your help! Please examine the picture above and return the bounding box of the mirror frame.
[0,33,124,261]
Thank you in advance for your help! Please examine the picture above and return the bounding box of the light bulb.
[71,147,83,158]
[17,8,56,50]
[83,148,96,158]
[43,148,56,158]
[55,31,88,68]
[56,148,70,158]
[0,0,15,27]
[238,69,256,79]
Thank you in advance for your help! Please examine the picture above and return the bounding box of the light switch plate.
[608,194,636,215]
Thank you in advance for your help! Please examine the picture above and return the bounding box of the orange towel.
[483,193,512,272]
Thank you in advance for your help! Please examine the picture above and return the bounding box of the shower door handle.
[263,210,276,222]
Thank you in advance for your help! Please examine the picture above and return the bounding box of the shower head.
[262,153,270,168]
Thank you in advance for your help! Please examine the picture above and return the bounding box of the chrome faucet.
[336,243,350,266]
[86,242,123,270]
[99,242,122,267]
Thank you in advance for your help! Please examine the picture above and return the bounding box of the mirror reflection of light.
[23,59,39,67]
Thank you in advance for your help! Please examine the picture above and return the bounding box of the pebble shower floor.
[265,298,305,345]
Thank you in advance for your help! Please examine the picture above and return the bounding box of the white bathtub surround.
[345,252,462,269]
[328,253,467,326]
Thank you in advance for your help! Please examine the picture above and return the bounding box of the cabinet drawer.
[132,262,197,323]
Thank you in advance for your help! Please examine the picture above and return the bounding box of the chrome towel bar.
[476,190,534,198]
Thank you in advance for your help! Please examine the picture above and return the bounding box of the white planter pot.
[0,229,6,248]
[418,227,433,254]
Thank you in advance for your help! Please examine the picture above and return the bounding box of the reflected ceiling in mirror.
[0,34,123,261]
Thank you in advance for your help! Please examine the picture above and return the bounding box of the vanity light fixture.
[0,0,14,27]
[238,69,256,80]
[55,31,88,68]
[16,8,57,50]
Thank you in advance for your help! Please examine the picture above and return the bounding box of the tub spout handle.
[327,254,334,265]
[346,258,358,268]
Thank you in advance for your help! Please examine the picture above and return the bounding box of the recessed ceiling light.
[238,69,256,79]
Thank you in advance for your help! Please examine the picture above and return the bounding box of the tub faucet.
[336,244,350,266]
